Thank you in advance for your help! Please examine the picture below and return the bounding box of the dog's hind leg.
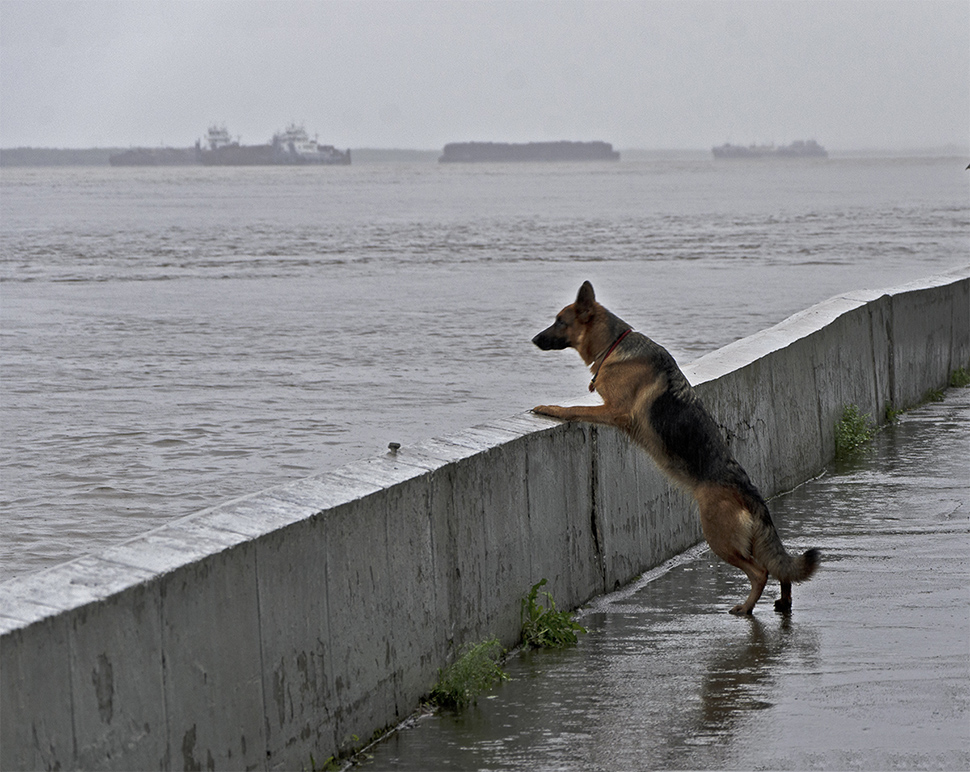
[774,581,793,613]
[695,484,768,614]
[727,556,768,615]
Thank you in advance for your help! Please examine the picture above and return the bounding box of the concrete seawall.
[2,270,968,771]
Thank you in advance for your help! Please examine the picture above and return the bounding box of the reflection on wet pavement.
[361,387,969,770]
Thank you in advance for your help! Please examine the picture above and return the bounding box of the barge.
[439,141,620,163]
[712,140,827,159]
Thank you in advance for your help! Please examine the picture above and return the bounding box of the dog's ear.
[575,281,595,320]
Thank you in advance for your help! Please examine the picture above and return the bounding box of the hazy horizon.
[2,143,968,154]
[2,1,968,152]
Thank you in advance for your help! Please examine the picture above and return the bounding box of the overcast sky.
[1,0,967,151]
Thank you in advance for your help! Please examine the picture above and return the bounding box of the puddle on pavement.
[353,388,970,771]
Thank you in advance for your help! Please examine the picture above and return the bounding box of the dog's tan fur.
[533,281,819,614]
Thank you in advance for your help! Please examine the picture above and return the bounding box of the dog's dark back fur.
[532,281,819,613]
[614,328,816,585]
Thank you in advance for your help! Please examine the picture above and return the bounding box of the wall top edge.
[2,270,967,631]
[0,412,562,627]
[685,269,970,385]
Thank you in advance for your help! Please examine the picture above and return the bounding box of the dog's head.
[532,280,597,351]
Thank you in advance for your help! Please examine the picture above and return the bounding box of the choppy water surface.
[1,155,967,578]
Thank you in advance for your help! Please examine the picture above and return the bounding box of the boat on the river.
[197,124,351,165]
[439,141,620,163]
[712,140,828,159]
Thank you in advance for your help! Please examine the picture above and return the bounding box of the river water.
[1,154,967,579]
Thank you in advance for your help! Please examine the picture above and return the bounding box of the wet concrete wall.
[2,269,967,771]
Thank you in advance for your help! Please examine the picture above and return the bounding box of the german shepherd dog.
[532,281,819,614]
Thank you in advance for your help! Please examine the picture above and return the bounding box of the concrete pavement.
[361,385,970,771]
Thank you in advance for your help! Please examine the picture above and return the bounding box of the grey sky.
[1,0,967,151]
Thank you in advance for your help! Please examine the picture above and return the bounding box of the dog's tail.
[747,493,821,583]
[774,546,821,583]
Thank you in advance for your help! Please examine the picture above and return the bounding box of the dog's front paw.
[532,405,565,419]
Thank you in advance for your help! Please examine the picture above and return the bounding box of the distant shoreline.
[1,146,966,167]
[0,147,441,167]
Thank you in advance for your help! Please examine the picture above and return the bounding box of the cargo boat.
[439,141,620,163]
[712,140,827,159]
[197,124,351,165]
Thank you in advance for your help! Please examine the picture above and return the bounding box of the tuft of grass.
[306,753,341,772]
[521,579,587,649]
[428,638,508,710]
[884,403,904,424]
[835,404,875,459]
[950,366,970,388]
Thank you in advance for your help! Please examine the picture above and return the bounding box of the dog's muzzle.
[532,328,569,350]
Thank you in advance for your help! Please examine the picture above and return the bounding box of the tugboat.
[197,124,350,165]
[196,124,273,165]
[270,123,351,165]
